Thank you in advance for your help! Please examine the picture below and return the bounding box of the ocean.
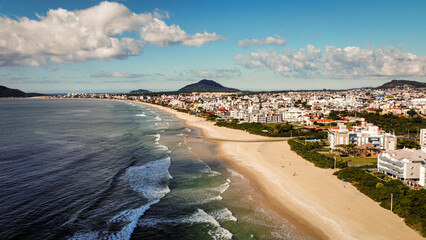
[0,99,306,240]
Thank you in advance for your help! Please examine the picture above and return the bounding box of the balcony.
[378,156,404,167]
[378,161,403,174]
[378,167,403,179]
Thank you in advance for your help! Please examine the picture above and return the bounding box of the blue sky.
[0,0,425,93]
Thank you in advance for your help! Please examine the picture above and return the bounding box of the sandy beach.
[141,102,423,240]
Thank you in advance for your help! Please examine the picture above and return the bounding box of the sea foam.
[70,158,172,240]
[138,208,233,240]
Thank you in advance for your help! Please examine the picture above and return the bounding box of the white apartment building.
[282,108,307,123]
[420,129,426,152]
[378,149,426,187]
[248,113,282,124]
[328,122,397,150]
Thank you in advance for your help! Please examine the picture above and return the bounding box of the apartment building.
[328,122,397,150]
[420,129,426,152]
[378,149,426,187]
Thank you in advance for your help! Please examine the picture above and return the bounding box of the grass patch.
[342,157,377,163]
[320,153,376,164]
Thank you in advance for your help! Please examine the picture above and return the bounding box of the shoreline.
[24,98,422,239]
[140,101,423,240]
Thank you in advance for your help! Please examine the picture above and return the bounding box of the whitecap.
[210,179,231,194]
[108,201,159,240]
[139,209,233,239]
[70,158,172,240]
[154,116,162,121]
[135,113,146,117]
[211,208,238,222]
[227,168,245,179]
[138,208,234,239]
[150,134,161,144]
[185,209,233,240]
[124,157,172,200]
[156,144,171,153]
[208,171,221,177]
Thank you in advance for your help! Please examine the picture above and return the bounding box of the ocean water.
[0,99,306,240]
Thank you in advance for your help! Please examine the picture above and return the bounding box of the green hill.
[377,80,426,89]
[0,85,44,98]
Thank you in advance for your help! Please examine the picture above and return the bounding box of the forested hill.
[376,80,426,89]
[0,85,44,98]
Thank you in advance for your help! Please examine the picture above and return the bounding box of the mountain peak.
[178,79,240,93]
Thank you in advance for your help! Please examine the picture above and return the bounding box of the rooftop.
[383,149,426,163]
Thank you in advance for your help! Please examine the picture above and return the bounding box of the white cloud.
[235,44,426,78]
[238,36,286,47]
[91,71,146,78]
[0,1,224,67]
[193,67,241,79]
[141,19,225,47]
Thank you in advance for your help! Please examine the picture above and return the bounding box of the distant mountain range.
[129,89,151,93]
[376,80,426,89]
[178,79,240,93]
[0,85,44,98]
[2,79,424,97]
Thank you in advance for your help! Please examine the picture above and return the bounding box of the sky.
[0,0,425,93]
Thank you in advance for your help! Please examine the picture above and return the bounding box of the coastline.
[140,101,424,240]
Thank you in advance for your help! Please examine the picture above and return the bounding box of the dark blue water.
[0,99,304,240]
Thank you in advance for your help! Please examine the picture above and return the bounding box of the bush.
[335,167,426,237]
[288,139,348,169]
[215,122,318,137]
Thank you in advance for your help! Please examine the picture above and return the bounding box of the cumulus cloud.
[0,1,224,67]
[238,36,286,47]
[193,67,241,79]
[91,71,146,78]
[235,44,426,78]
[141,19,225,47]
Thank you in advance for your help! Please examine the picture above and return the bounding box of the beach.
[142,102,423,240]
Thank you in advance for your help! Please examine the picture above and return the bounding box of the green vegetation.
[335,167,426,237]
[377,79,426,89]
[330,111,426,135]
[322,153,376,164]
[397,139,421,149]
[288,138,348,169]
[214,122,320,137]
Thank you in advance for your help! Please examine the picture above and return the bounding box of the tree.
[397,139,420,149]
[328,111,342,120]
[407,109,417,117]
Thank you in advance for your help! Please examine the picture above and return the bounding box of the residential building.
[378,149,426,187]
[420,129,426,152]
[328,122,397,150]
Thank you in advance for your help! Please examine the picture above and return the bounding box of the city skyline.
[1,0,426,93]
